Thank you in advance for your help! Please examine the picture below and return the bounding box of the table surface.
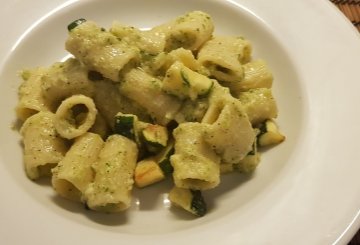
[329,1,360,244]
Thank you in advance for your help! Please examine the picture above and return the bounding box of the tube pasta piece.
[41,58,95,110]
[171,122,220,190]
[85,135,138,212]
[166,48,201,71]
[93,80,150,128]
[141,52,167,76]
[239,59,273,90]
[198,36,252,83]
[236,151,261,173]
[238,88,278,125]
[228,132,262,173]
[220,153,261,174]
[51,133,104,202]
[20,111,68,180]
[222,59,273,96]
[219,132,259,174]
[203,100,255,164]
[110,22,166,55]
[119,68,182,125]
[16,67,51,121]
[201,82,255,164]
[54,95,97,139]
[153,11,214,51]
[201,82,232,124]
[219,163,235,174]
[65,21,140,81]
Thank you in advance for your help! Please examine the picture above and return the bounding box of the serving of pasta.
[15,11,285,217]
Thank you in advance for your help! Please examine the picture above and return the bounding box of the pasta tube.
[171,122,220,190]
[201,82,256,164]
[85,135,138,212]
[110,22,166,55]
[119,68,182,125]
[153,11,214,51]
[238,88,278,125]
[239,59,273,90]
[54,95,97,139]
[222,59,273,96]
[93,80,150,128]
[51,133,104,202]
[66,20,140,81]
[203,100,255,164]
[16,67,50,121]
[41,58,95,110]
[20,111,68,180]
[198,36,252,83]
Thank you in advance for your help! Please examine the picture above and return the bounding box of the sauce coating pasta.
[15,11,285,217]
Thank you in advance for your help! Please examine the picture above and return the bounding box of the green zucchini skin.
[190,190,207,217]
[158,147,175,175]
[258,120,268,136]
[67,18,87,32]
[142,125,168,153]
[114,115,135,141]
[168,187,207,217]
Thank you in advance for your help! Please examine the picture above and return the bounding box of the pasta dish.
[15,11,285,217]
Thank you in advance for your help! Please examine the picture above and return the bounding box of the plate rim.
[1,0,360,244]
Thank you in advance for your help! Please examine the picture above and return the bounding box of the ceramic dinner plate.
[1,0,360,244]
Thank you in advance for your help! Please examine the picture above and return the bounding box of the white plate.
[1,0,360,244]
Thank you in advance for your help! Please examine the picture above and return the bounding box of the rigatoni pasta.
[153,11,214,51]
[16,67,50,121]
[20,111,68,180]
[54,94,97,139]
[51,132,104,201]
[238,88,278,125]
[110,22,166,55]
[198,36,252,83]
[119,68,182,125]
[92,80,150,128]
[222,59,273,96]
[84,135,138,212]
[66,20,140,82]
[41,58,95,110]
[171,122,220,190]
[15,11,285,218]
[203,100,255,164]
